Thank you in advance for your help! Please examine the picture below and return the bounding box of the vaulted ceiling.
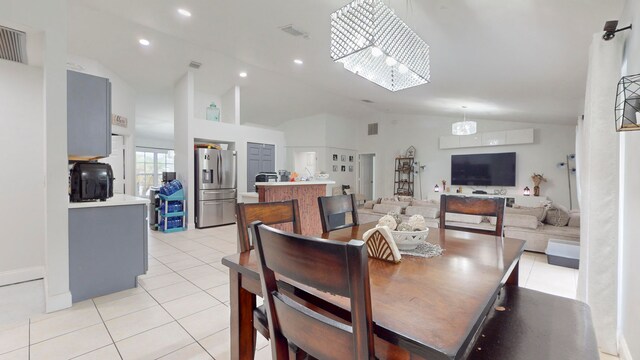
[68,0,623,139]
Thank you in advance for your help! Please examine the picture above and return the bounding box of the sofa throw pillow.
[545,206,570,226]
[446,213,483,224]
[490,214,538,230]
[506,205,547,222]
[567,210,580,228]
[363,201,375,210]
[405,206,440,219]
[568,214,580,227]
[373,204,403,215]
[398,195,414,202]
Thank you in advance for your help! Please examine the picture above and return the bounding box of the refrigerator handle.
[218,152,222,185]
[208,170,214,183]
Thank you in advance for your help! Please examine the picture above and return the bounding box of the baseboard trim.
[0,266,44,286]
[619,334,633,360]
[45,291,72,313]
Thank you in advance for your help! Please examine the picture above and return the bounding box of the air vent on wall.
[189,61,202,69]
[368,123,378,136]
[361,99,374,103]
[279,24,310,39]
[0,26,27,64]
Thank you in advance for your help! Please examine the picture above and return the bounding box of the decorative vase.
[534,185,540,197]
[206,103,220,122]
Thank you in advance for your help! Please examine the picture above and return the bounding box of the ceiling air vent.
[0,26,27,64]
[368,123,379,136]
[279,24,310,39]
[189,61,202,69]
[361,99,374,103]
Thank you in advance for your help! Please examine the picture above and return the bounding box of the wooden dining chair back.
[236,200,301,252]
[318,194,359,233]
[439,195,506,236]
[252,221,375,360]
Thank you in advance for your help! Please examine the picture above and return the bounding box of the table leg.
[506,260,519,286]
[230,269,257,360]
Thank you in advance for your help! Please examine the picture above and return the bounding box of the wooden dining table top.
[222,222,525,360]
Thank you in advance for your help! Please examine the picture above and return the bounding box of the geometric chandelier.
[615,73,640,132]
[330,0,430,92]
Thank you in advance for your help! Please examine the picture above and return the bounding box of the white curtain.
[576,33,624,354]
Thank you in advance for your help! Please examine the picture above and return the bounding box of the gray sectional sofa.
[358,196,580,253]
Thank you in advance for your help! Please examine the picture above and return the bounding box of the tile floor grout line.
[89,298,124,360]
[136,277,218,359]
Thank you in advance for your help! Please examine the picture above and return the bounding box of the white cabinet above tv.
[440,128,534,149]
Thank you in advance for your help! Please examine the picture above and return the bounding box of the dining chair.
[235,200,303,357]
[236,200,302,252]
[251,221,376,359]
[318,194,359,233]
[439,194,506,236]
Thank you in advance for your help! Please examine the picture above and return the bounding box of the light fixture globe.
[330,0,430,92]
[452,106,477,135]
[452,121,477,136]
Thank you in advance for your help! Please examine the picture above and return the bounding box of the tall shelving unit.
[394,157,415,196]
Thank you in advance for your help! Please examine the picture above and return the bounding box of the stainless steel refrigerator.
[195,148,237,228]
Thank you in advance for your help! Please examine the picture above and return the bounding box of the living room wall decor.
[615,73,640,131]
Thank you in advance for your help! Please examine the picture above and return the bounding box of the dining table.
[222,222,525,360]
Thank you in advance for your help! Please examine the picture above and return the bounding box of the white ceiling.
[68,0,624,140]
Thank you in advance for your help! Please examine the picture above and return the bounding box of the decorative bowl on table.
[390,228,429,250]
[316,173,330,180]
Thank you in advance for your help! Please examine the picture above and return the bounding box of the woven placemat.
[399,242,444,258]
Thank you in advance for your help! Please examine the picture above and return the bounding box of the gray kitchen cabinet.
[67,70,111,159]
[69,203,147,302]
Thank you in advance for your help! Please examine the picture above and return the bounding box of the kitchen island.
[68,194,149,302]
[255,181,335,235]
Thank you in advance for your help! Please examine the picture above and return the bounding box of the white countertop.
[69,194,150,209]
[255,180,335,186]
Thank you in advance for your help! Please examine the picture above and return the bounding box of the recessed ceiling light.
[177,8,192,17]
[239,72,247,78]
[293,59,304,65]
[139,38,150,46]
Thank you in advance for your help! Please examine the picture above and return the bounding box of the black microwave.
[69,162,114,202]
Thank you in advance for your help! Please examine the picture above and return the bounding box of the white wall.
[0,0,71,312]
[67,55,137,196]
[0,60,45,285]
[618,0,640,358]
[357,115,578,208]
[136,137,174,150]
[279,113,359,194]
[174,72,287,227]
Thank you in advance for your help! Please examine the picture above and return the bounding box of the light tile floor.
[0,225,614,359]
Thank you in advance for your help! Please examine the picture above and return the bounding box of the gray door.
[359,154,375,200]
[247,143,275,192]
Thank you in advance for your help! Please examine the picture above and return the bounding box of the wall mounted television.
[451,152,516,186]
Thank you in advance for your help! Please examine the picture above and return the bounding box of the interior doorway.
[359,153,375,201]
